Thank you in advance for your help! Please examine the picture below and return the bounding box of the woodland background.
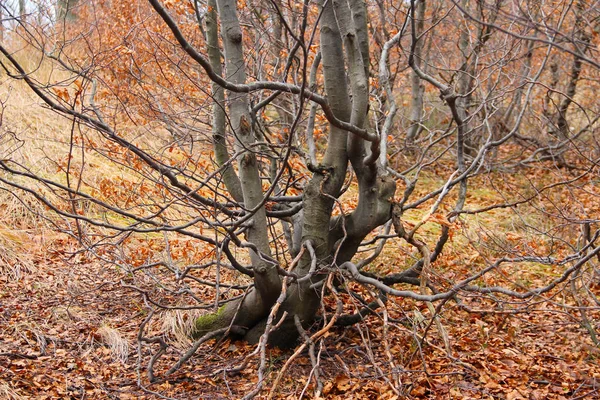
[1,0,600,398]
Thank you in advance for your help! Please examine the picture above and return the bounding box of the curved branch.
[146,0,379,143]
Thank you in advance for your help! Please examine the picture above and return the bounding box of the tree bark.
[193,0,282,338]
[0,3,3,42]
[406,0,426,143]
[554,0,590,139]
[194,0,395,346]
[19,0,26,24]
[206,0,244,203]
[456,0,499,155]
[56,0,78,22]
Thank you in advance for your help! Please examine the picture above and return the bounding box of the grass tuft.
[161,309,204,349]
[0,383,25,400]
[0,223,35,279]
[97,325,129,364]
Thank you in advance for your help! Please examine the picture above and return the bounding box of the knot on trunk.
[239,114,251,135]
[226,27,242,43]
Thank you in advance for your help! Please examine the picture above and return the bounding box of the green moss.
[194,305,226,334]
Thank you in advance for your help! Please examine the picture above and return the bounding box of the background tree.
[56,0,77,21]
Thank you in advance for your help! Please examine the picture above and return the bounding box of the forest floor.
[1,230,600,399]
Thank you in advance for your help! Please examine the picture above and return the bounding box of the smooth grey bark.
[206,0,244,203]
[378,32,400,168]
[335,0,369,165]
[301,0,357,262]
[266,0,295,142]
[215,0,277,278]
[0,3,3,42]
[406,0,426,143]
[297,0,351,264]
[243,0,356,345]
[550,0,591,139]
[19,0,25,23]
[329,0,394,264]
[268,0,394,344]
[456,0,473,154]
[195,0,395,346]
[264,0,355,344]
[456,0,499,155]
[305,53,322,167]
[194,0,282,338]
[56,0,78,22]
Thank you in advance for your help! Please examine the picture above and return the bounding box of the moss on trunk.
[193,305,227,338]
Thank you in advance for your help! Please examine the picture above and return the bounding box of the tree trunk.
[205,0,244,203]
[56,0,78,22]
[193,0,283,339]
[0,3,4,42]
[406,0,426,143]
[259,0,355,345]
[193,0,395,347]
[554,0,590,139]
[19,0,26,24]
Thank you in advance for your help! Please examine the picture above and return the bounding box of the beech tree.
[1,0,599,395]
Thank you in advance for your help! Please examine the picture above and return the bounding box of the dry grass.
[4,320,49,355]
[0,66,70,279]
[1,43,207,229]
[161,309,209,350]
[0,383,25,400]
[0,223,35,279]
[97,325,130,364]
[0,44,156,277]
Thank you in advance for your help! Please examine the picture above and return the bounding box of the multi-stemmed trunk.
[193,0,395,344]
